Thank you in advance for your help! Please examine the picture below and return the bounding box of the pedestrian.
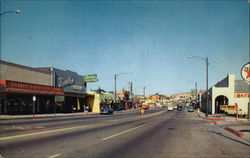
[140,107,144,116]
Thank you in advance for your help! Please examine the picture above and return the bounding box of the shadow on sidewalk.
[240,130,250,133]
[212,131,250,147]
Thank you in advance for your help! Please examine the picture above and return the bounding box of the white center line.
[0,124,93,141]
[102,122,152,141]
[48,153,62,158]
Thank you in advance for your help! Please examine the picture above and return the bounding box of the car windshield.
[0,1,249,158]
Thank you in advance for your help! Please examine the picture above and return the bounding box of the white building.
[201,74,249,116]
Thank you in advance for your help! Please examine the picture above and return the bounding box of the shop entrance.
[215,95,228,113]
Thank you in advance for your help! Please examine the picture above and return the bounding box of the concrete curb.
[0,112,100,120]
[224,127,244,137]
[203,118,226,121]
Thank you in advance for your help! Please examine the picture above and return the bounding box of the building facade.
[53,68,88,113]
[201,74,250,116]
[0,60,64,114]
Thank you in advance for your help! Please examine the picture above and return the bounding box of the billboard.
[83,74,98,82]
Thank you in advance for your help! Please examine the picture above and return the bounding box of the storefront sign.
[118,93,125,98]
[151,95,159,100]
[241,62,250,82]
[4,80,64,93]
[58,76,75,87]
[55,96,65,102]
[71,85,83,91]
[54,68,86,94]
[83,74,98,82]
[234,93,250,98]
[220,105,236,111]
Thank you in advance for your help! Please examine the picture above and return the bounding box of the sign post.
[32,95,36,118]
[235,103,238,121]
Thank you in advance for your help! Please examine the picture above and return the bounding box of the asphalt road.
[0,109,249,158]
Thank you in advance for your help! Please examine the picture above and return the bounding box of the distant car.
[173,106,178,109]
[101,106,114,114]
[156,104,163,108]
[188,106,194,112]
[177,105,182,111]
[167,106,174,111]
[142,105,149,110]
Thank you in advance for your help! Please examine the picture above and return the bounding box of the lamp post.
[143,85,149,103]
[0,10,21,16]
[188,56,209,117]
[114,73,132,104]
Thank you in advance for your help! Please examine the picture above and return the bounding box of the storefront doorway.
[215,95,228,113]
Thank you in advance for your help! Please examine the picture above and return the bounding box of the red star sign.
[244,69,250,79]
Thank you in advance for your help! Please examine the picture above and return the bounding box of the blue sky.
[1,0,249,95]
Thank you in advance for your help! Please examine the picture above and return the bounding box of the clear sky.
[1,0,249,95]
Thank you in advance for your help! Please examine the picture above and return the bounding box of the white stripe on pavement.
[0,124,93,141]
[48,153,62,158]
[102,122,152,141]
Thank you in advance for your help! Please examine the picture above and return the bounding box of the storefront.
[201,74,250,116]
[0,80,64,114]
[53,68,88,113]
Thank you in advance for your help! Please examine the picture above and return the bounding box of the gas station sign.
[241,62,250,82]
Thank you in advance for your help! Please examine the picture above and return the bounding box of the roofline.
[0,60,51,75]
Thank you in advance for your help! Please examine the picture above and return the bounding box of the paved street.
[0,109,249,158]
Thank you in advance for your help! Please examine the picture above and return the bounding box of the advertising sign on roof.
[83,74,98,82]
[241,62,250,82]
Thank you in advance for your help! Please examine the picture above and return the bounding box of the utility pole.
[188,56,209,117]
[129,82,133,100]
[195,82,197,103]
[143,86,146,102]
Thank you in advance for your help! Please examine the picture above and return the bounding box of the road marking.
[102,122,152,141]
[0,124,93,141]
[108,120,119,123]
[48,153,62,158]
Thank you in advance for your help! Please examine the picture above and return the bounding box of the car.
[187,106,194,112]
[177,105,182,111]
[167,106,174,111]
[142,105,149,110]
[101,106,114,114]
[155,104,163,108]
[173,106,178,109]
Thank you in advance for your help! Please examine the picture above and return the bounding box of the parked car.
[142,105,149,110]
[173,106,178,109]
[101,106,114,114]
[167,106,174,111]
[177,105,182,111]
[187,106,194,112]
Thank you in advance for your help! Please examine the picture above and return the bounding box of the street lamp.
[0,10,21,16]
[188,56,209,117]
[114,72,132,104]
[143,85,149,103]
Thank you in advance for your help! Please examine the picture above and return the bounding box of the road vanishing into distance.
[0,108,249,158]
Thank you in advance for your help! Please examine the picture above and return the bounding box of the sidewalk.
[195,111,250,142]
[0,112,100,120]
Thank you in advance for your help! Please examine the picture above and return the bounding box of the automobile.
[177,105,182,111]
[142,105,149,110]
[173,106,178,109]
[155,104,163,108]
[187,106,194,112]
[101,106,114,114]
[167,106,174,111]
